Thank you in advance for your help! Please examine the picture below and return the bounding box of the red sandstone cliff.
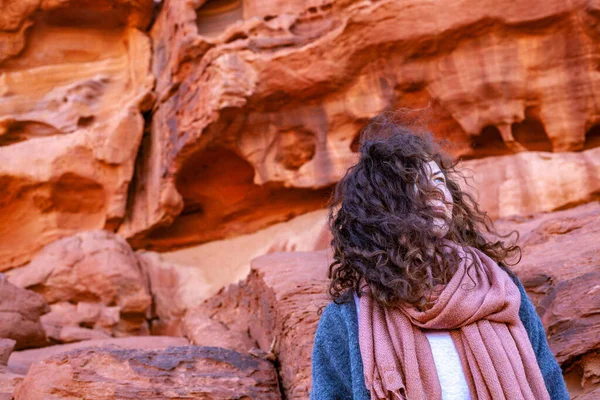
[1,0,599,398]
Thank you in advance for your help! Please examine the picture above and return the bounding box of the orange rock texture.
[121,0,600,251]
[498,203,600,399]
[0,0,154,271]
[14,346,281,399]
[1,0,600,398]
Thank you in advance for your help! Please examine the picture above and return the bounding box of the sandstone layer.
[14,346,281,399]
[0,0,154,270]
[8,336,189,375]
[120,0,600,251]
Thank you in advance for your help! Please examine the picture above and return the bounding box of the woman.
[310,115,569,399]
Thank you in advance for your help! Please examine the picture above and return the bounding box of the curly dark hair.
[328,113,521,308]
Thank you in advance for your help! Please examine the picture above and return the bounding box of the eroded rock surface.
[0,0,154,270]
[1,0,599,398]
[192,250,330,398]
[14,346,281,399]
[461,148,600,219]
[121,0,600,250]
[8,336,189,375]
[497,202,600,397]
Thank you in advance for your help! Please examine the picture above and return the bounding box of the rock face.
[119,0,600,250]
[0,0,155,270]
[14,346,281,399]
[192,250,331,398]
[0,274,49,350]
[6,231,152,342]
[136,250,215,336]
[496,202,600,398]
[461,148,600,219]
[2,0,600,398]
[2,0,599,257]
[146,208,331,332]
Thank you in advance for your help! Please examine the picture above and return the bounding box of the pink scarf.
[358,240,550,400]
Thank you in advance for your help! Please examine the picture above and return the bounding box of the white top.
[354,293,472,400]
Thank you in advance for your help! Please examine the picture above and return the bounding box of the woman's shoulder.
[316,299,358,335]
[319,299,355,320]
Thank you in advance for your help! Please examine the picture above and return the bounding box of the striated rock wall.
[0,0,154,270]
[497,202,600,399]
[120,0,600,251]
[2,0,600,262]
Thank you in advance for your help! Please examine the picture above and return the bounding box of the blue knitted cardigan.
[310,275,569,399]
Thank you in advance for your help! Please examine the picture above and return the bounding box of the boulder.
[6,231,152,341]
[192,250,330,398]
[40,301,116,343]
[0,275,49,350]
